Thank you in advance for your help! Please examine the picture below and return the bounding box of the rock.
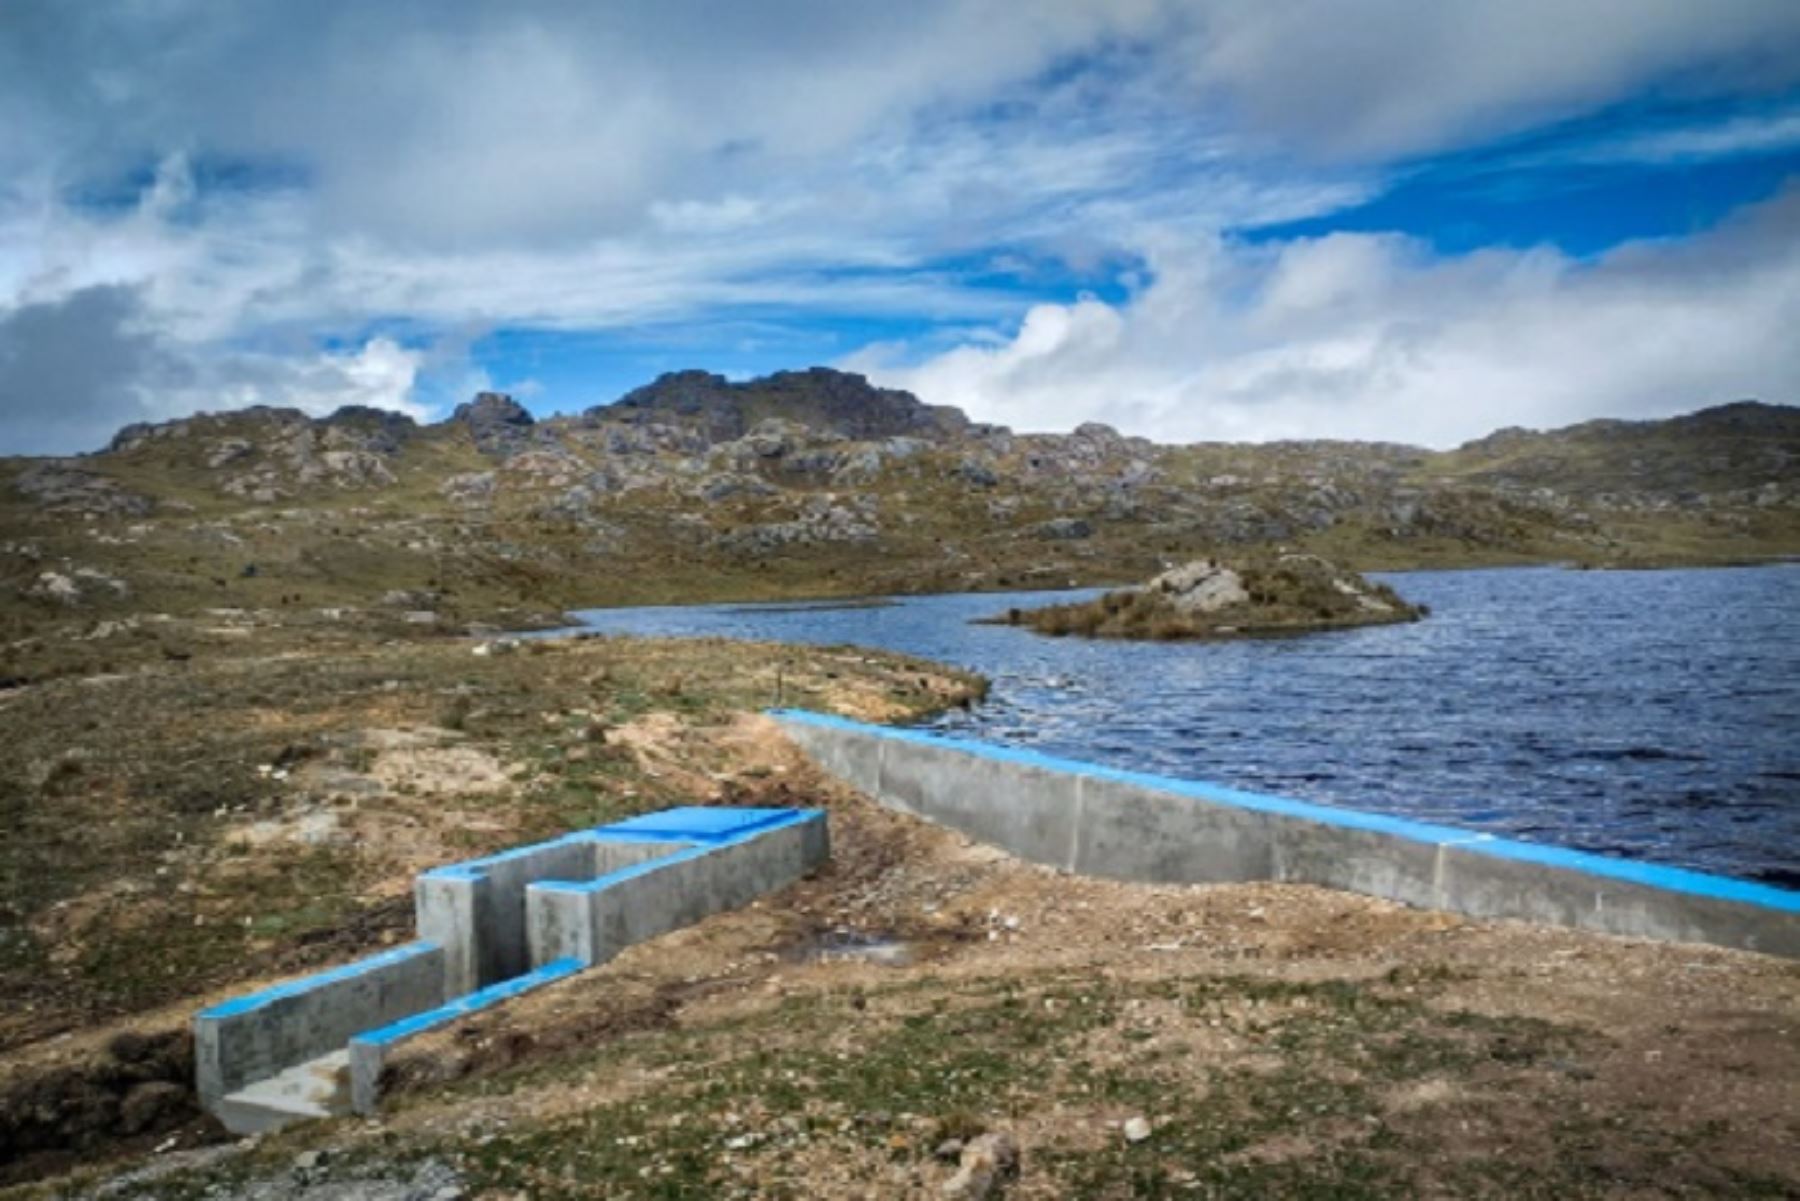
[1123,1116,1152,1143]
[441,471,497,504]
[698,472,778,502]
[206,438,254,469]
[1036,517,1092,541]
[25,567,130,605]
[600,367,970,444]
[1149,560,1249,614]
[452,392,537,456]
[472,638,521,657]
[292,1148,324,1172]
[942,1131,1018,1199]
[76,567,130,597]
[955,456,1000,488]
[117,1081,189,1135]
[716,495,879,553]
[14,463,153,517]
[500,449,584,488]
[29,571,81,604]
[323,405,417,455]
[381,589,442,609]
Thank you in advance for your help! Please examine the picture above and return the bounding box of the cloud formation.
[1,1,1798,452]
[0,284,424,456]
[853,189,1800,447]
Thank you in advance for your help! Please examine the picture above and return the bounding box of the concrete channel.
[772,709,1799,960]
[194,806,828,1133]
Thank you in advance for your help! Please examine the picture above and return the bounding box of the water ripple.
[565,564,1800,884]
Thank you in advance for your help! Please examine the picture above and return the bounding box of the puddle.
[789,928,914,967]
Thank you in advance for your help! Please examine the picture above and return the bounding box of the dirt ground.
[10,714,1796,1200]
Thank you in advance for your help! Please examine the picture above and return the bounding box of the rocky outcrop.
[452,392,537,456]
[13,464,152,517]
[25,566,130,605]
[1002,553,1422,640]
[594,367,977,444]
[322,405,418,455]
[1146,560,1250,613]
[714,495,880,554]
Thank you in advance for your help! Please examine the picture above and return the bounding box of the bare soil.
[15,714,1794,1199]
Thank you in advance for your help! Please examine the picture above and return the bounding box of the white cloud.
[2,2,1799,453]
[1182,0,1800,160]
[1561,107,1800,165]
[0,282,426,455]
[851,189,1800,447]
[187,337,428,424]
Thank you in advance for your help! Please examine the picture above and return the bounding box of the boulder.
[452,392,537,456]
[1036,517,1093,541]
[1149,560,1250,614]
[942,1131,1018,1199]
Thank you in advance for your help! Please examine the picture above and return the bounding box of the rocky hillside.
[1,369,1796,681]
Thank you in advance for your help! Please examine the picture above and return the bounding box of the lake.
[563,565,1800,886]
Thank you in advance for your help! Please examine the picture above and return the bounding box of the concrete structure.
[348,956,585,1114]
[529,808,829,968]
[772,709,1799,959]
[195,806,828,1133]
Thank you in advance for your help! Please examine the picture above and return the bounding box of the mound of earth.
[1000,553,1424,640]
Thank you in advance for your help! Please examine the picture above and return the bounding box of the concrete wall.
[194,940,446,1109]
[200,805,831,1126]
[348,957,584,1114]
[772,709,1800,960]
[527,812,830,969]
[416,835,681,994]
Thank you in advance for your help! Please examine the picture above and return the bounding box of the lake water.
[564,565,1800,886]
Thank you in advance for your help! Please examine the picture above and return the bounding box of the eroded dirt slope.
[13,713,1795,1199]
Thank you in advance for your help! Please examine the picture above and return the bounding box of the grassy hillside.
[1,374,1795,687]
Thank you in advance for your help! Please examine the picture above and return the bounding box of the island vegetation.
[999,553,1425,640]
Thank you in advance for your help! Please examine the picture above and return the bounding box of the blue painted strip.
[596,805,801,841]
[419,829,598,879]
[586,830,701,847]
[770,708,1800,914]
[531,812,821,897]
[419,808,818,881]
[351,957,585,1049]
[197,941,442,1020]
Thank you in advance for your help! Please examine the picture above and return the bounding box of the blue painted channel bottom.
[770,708,1800,915]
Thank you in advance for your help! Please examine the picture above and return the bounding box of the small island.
[997,554,1425,640]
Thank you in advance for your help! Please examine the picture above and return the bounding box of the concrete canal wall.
[772,709,1799,960]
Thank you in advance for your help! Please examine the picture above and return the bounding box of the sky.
[2,1,1799,455]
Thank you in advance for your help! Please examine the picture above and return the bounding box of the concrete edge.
[348,956,584,1114]
[527,810,824,899]
[195,940,447,1110]
[770,708,1799,958]
[195,940,444,1021]
[770,709,1799,916]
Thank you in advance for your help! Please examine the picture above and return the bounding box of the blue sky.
[3,1,1799,452]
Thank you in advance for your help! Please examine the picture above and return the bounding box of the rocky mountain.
[1,368,1795,682]
[596,368,976,444]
